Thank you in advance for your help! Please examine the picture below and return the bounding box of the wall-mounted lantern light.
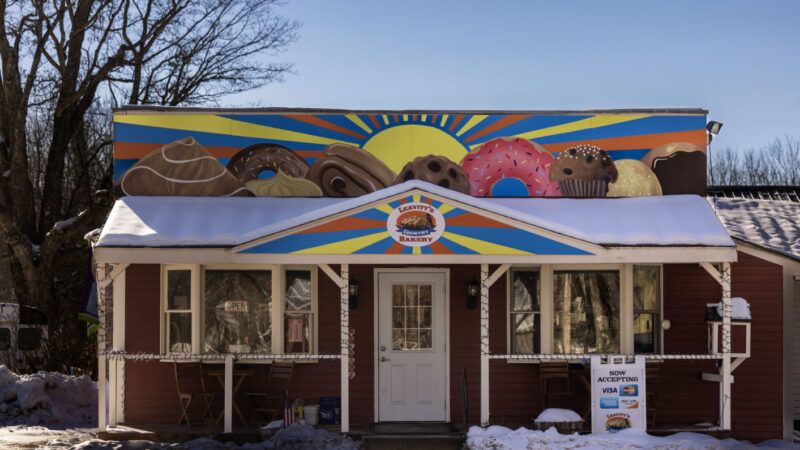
[348,278,359,310]
[467,278,480,310]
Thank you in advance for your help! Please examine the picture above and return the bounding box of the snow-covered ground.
[467,425,800,450]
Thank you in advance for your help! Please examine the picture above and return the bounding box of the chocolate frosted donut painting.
[306,143,396,197]
[395,155,470,194]
[460,137,561,197]
[118,137,251,197]
[644,142,707,195]
[607,159,662,197]
[227,142,309,182]
[549,145,618,197]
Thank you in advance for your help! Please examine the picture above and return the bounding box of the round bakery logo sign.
[387,202,445,247]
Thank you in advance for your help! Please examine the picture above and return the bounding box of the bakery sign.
[591,355,646,433]
[387,202,445,247]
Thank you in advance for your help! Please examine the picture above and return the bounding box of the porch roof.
[97,180,734,251]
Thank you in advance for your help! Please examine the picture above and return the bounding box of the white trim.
[621,264,634,355]
[373,267,451,423]
[480,264,489,426]
[94,246,738,266]
[111,271,126,425]
[340,264,349,433]
[224,354,233,433]
[540,265,554,354]
[161,265,198,354]
[720,262,732,430]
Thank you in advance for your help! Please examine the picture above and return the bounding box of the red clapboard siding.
[121,255,784,441]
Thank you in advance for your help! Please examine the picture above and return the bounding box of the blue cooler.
[319,396,341,425]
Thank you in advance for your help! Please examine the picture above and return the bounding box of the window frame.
[508,263,651,363]
[506,267,542,356]
[160,264,319,362]
[161,265,200,354]
[632,264,664,355]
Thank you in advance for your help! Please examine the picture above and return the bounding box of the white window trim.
[160,264,319,363]
[505,266,542,357]
[508,263,646,363]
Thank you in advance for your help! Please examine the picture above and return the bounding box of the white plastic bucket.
[304,405,319,426]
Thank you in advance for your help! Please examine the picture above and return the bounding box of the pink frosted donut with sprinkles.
[460,137,561,197]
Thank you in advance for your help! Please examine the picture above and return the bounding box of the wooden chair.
[646,364,660,426]
[174,361,216,428]
[540,361,572,410]
[244,361,295,425]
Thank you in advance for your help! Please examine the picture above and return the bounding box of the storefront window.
[18,328,42,351]
[204,270,271,354]
[634,266,660,353]
[553,271,620,354]
[0,328,10,351]
[509,270,540,354]
[284,270,313,353]
[166,269,192,353]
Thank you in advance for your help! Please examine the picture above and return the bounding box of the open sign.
[223,300,249,313]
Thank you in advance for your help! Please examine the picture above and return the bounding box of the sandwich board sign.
[591,355,646,433]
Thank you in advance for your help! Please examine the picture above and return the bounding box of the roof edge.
[112,105,709,115]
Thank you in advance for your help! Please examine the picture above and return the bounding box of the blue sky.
[227,0,800,151]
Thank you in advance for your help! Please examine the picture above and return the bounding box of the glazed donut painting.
[113,110,709,198]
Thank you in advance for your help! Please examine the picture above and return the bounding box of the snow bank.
[535,408,582,423]
[48,424,360,449]
[716,297,752,320]
[466,425,797,449]
[0,365,97,427]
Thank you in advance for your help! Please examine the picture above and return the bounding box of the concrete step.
[361,433,464,450]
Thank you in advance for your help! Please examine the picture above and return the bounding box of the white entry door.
[377,271,447,422]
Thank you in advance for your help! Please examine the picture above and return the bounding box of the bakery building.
[90,107,790,441]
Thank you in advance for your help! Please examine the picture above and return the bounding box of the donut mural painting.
[113,110,708,198]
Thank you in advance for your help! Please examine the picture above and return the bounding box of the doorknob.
[380,356,389,362]
[380,346,386,351]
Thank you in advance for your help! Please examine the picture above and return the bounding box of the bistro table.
[208,367,255,428]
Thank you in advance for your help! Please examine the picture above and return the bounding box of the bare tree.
[709,137,800,186]
[0,0,298,371]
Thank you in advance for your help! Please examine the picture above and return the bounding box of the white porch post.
[224,354,233,433]
[109,270,126,426]
[720,262,732,429]
[95,265,108,432]
[340,264,350,433]
[480,264,489,426]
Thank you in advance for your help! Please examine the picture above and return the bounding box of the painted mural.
[113,111,708,198]
[239,194,593,256]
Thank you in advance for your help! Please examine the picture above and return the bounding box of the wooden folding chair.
[174,361,216,428]
[244,361,295,425]
[539,361,572,410]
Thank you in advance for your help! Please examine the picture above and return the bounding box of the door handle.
[380,346,386,351]
[380,356,389,362]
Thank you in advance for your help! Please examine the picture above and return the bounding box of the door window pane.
[204,270,271,354]
[553,271,620,354]
[391,283,433,351]
[634,313,656,353]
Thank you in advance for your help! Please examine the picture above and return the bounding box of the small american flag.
[283,398,295,427]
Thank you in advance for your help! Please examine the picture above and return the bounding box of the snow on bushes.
[0,365,96,426]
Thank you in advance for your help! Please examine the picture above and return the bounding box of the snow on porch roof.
[96,180,734,249]
[710,197,800,262]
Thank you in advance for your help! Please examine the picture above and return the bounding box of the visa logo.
[602,387,618,394]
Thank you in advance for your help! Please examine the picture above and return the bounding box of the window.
[633,266,661,353]
[284,270,314,353]
[553,271,620,354]
[509,269,540,354]
[162,265,318,358]
[391,283,433,351]
[0,328,10,351]
[18,328,42,351]
[204,270,272,354]
[165,269,193,353]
